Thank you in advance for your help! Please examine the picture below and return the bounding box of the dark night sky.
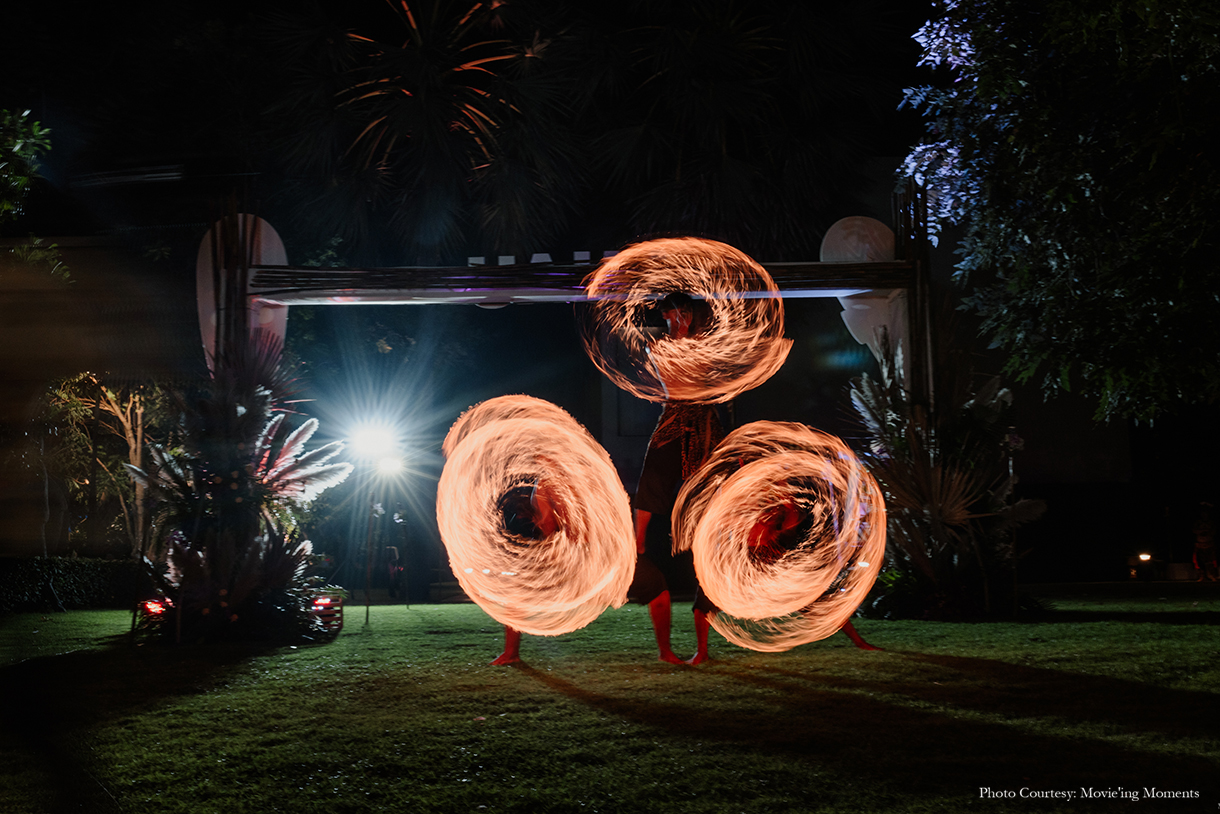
[1,0,937,570]
[7,1,1210,580]
[0,0,932,244]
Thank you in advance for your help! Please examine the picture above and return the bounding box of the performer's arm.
[634,509,651,555]
[530,479,559,537]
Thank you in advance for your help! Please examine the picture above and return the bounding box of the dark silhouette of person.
[490,479,559,665]
[631,294,724,664]
[746,495,880,651]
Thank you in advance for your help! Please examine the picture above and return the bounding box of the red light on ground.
[143,600,167,615]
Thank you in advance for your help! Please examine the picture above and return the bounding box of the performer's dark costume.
[629,402,723,610]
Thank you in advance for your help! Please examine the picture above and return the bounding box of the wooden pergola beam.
[246,260,915,305]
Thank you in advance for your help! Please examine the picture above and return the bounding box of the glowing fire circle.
[581,238,793,404]
[673,421,886,652]
[437,396,635,636]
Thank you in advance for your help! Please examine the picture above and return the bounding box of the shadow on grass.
[887,650,1219,739]
[0,636,282,813]
[514,655,1220,805]
[6,609,1220,812]
[1037,610,1220,624]
[745,652,1219,784]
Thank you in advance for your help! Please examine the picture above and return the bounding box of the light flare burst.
[581,238,793,404]
[673,421,886,651]
[437,396,635,636]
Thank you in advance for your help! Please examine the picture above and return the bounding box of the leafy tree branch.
[904,0,1220,421]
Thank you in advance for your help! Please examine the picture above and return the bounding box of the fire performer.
[487,296,726,666]
[437,395,635,664]
[631,294,725,665]
[489,478,559,665]
[672,421,886,653]
[746,496,880,651]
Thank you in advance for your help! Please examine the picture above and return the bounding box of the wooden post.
[209,203,259,364]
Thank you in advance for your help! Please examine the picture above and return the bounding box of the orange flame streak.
[437,396,635,636]
[443,393,571,458]
[673,421,886,652]
[581,238,793,404]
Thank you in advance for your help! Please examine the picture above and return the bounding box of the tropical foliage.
[1,236,68,281]
[268,0,580,264]
[44,375,166,557]
[903,0,1220,421]
[126,339,352,643]
[0,109,50,226]
[850,317,1044,619]
[266,0,907,264]
[571,1,897,261]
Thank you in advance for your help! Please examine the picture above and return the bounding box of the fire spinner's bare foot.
[658,650,685,665]
[490,652,521,666]
[841,621,883,651]
[685,651,710,665]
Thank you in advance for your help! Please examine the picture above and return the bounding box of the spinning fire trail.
[672,421,885,651]
[580,238,793,404]
[437,396,635,636]
[435,238,885,651]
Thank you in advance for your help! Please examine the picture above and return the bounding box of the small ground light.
[1130,552,1155,581]
[309,593,344,636]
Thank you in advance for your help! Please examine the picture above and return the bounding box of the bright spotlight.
[350,423,398,459]
[377,456,404,476]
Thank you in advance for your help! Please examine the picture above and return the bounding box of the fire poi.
[438,237,883,658]
[672,421,886,651]
[437,396,635,636]
[580,238,793,404]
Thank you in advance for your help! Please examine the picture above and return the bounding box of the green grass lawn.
[2,587,1219,814]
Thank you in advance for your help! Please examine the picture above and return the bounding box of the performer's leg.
[649,591,683,664]
[491,626,522,665]
[841,619,881,651]
[687,608,711,665]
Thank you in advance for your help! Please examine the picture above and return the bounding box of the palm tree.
[567,0,900,260]
[268,0,579,265]
[127,337,352,642]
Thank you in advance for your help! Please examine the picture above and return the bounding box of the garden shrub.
[0,557,150,611]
